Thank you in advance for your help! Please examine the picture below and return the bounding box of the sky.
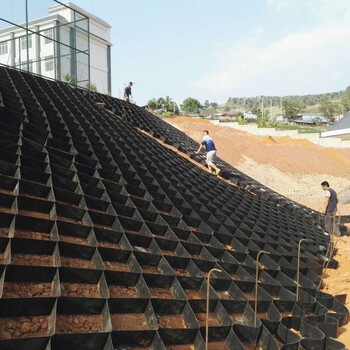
[1,0,350,106]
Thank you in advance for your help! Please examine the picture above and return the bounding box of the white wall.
[0,4,111,92]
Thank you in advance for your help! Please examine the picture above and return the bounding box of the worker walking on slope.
[321,181,339,236]
[124,82,133,102]
[196,130,221,176]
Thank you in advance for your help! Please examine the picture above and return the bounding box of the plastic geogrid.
[0,66,347,349]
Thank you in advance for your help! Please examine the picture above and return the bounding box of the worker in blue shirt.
[196,130,221,176]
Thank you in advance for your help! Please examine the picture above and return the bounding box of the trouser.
[325,211,336,234]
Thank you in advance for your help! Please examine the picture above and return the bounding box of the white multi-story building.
[0,2,112,93]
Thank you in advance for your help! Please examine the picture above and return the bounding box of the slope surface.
[0,66,347,349]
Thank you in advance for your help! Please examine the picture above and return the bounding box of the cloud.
[192,1,350,100]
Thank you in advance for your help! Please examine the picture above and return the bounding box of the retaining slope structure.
[0,65,347,350]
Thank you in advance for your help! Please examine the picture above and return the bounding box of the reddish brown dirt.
[164,117,350,212]
[61,283,100,298]
[320,238,350,347]
[0,228,9,237]
[185,289,203,299]
[195,312,219,327]
[111,313,148,330]
[174,268,190,276]
[17,210,50,220]
[0,315,49,339]
[60,257,95,269]
[157,314,186,329]
[15,230,51,240]
[104,261,130,272]
[149,287,174,299]
[11,254,54,267]
[165,345,194,350]
[215,290,232,300]
[163,116,350,347]
[56,314,103,333]
[3,282,52,298]
[109,285,138,298]
[98,241,121,249]
[141,265,161,274]
[59,235,88,245]
[230,313,245,324]
[208,342,228,350]
[163,250,176,256]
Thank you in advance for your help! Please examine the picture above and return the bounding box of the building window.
[0,42,8,55]
[45,57,54,72]
[21,61,33,72]
[43,29,53,44]
[20,35,32,50]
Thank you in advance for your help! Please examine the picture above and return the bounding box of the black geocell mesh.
[0,65,347,350]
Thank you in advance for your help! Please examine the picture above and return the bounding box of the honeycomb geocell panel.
[0,66,347,349]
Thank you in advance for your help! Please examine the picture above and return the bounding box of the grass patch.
[275,124,328,134]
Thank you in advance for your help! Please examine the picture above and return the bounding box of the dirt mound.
[164,117,350,212]
[165,116,350,347]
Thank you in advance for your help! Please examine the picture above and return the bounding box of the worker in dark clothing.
[124,82,133,102]
[321,181,339,235]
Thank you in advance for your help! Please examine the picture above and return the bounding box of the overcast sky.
[2,0,350,105]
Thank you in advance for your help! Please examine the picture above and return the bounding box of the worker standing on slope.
[124,82,133,102]
[321,181,339,235]
[196,130,221,176]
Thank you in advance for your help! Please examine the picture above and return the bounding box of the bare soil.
[111,313,148,331]
[59,235,88,245]
[149,287,174,299]
[61,283,100,298]
[98,241,121,249]
[56,314,103,333]
[157,314,186,329]
[164,117,350,213]
[195,312,219,327]
[104,261,130,272]
[60,256,95,269]
[109,285,138,298]
[185,289,203,299]
[15,230,51,240]
[3,282,52,298]
[163,116,350,347]
[11,254,54,267]
[0,315,49,339]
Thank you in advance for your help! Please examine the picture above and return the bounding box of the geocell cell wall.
[0,65,347,350]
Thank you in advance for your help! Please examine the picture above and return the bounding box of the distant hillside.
[226,90,344,109]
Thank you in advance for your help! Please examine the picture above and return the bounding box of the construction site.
[0,0,349,349]
[0,64,347,349]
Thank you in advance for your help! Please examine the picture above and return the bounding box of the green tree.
[282,99,305,118]
[204,100,210,108]
[342,86,350,112]
[319,100,344,121]
[210,102,218,109]
[147,96,179,115]
[148,98,158,110]
[181,97,202,114]
[251,107,262,118]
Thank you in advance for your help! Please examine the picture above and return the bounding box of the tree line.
[147,86,350,120]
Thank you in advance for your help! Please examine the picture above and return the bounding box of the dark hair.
[321,181,329,187]
[203,130,209,135]
[129,82,133,85]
